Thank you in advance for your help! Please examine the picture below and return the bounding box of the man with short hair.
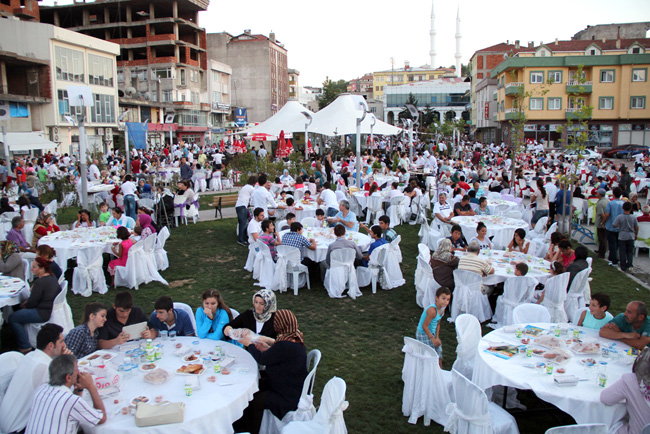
[433,193,453,226]
[6,216,37,258]
[179,157,192,182]
[236,176,257,246]
[602,187,625,267]
[98,291,155,349]
[600,301,650,350]
[247,207,265,243]
[320,223,363,277]
[361,225,387,267]
[25,354,106,433]
[328,200,359,232]
[453,194,475,216]
[544,177,558,223]
[149,296,195,337]
[251,174,283,217]
[448,224,468,252]
[281,222,317,264]
[316,182,338,217]
[88,158,100,181]
[458,241,495,277]
[595,188,609,258]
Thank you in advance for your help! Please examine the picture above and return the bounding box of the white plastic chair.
[545,424,608,434]
[272,245,310,295]
[382,236,405,289]
[43,200,57,219]
[540,273,570,323]
[300,217,319,228]
[495,204,510,217]
[356,244,388,294]
[253,242,275,290]
[282,377,348,434]
[365,195,384,225]
[415,244,441,308]
[388,196,406,227]
[172,302,197,336]
[513,303,551,324]
[450,270,492,323]
[72,246,108,297]
[210,171,223,191]
[564,267,591,318]
[571,307,589,325]
[114,240,146,290]
[22,258,31,283]
[154,226,170,270]
[26,280,74,348]
[141,234,168,286]
[22,208,39,245]
[487,192,501,201]
[122,216,136,230]
[451,314,481,380]
[635,222,650,256]
[244,240,260,273]
[401,337,452,426]
[275,220,288,232]
[324,248,361,299]
[445,369,520,434]
[493,276,538,328]
[0,351,23,408]
[173,196,188,226]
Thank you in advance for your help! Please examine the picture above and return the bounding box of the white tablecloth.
[38,226,119,273]
[455,249,552,285]
[87,337,259,434]
[473,323,630,429]
[278,200,324,223]
[353,192,390,211]
[451,215,529,249]
[89,184,117,194]
[486,199,519,216]
[282,227,372,263]
[0,275,29,309]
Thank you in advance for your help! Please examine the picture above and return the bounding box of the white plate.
[130,395,150,406]
[569,342,601,355]
[183,354,201,363]
[83,351,116,363]
[176,364,205,376]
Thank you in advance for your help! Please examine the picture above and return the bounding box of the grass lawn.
[0,217,644,433]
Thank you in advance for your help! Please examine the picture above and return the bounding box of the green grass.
[0,218,643,433]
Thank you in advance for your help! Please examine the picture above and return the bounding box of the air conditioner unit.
[97,128,104,136]
[53,134,59,142]
[105,128,112,139]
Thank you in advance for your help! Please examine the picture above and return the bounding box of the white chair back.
[324,248,361,299]
[114,240,146,290]
[71,246,107,297]
[493,276,538,328]
[282,377,349,434]
[300,217,319,228]
[571,307,589,325]
[253,241,276,290]
[366,195,384,225]
[565,267,591,317]
[541,273,570,323]
[534,217,549,234]
[272,245,309,295]
[172,302,198,336]
[388,196,406,227]
[154,226,170,271]
[544,424,608,434]
[452,314,481,380]
[488,192,501,201]
[415,243,440,308]
[450,269,492,323]
[0,351,23,407]
[513,303,551,324]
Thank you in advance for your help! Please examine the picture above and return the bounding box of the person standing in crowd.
[236,176,257,246]
[603,187,625,268]
[613,201,639,273]
[594,188,609,259]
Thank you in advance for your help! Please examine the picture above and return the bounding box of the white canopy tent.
[309,93,402,136]
[1,132,58,152]
[238,101,315,137]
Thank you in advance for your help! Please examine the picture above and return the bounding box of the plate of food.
[176,364,205,375]
[531,348,547,357]
[140,363,157,372]
[569,342,601,355]
[84,352,116,363]
[579,358,597,367]
[533,336,565,349]
[541,348,572,364]
[183,354,200,363]
[143,368,170,385]
[131,395,150,406]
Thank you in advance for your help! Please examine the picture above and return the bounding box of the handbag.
[135,402,185,427]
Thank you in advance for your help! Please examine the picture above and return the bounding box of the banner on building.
[126,122,148,150]
[234,108,248,127]
[484,103,489,120]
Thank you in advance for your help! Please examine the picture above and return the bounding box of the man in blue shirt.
[362,225,387,267]
[602,187,624,266]
[328,200,359,232]
[149,296,195,337]
[280,222,317,263]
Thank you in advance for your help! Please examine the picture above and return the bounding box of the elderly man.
[433,192,453,226]
[458,241,495,277]
[25,354,106,433]
[637,205,650,223]
[0,324,71,433]
[88,158,100,181]
[6,216,37,259]
[600,301,650,350]
[328,200,359,232]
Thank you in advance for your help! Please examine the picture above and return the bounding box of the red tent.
[286,139,294,155]
[276,130,289,158]
[219,139,225,153]
[307,139,314,155]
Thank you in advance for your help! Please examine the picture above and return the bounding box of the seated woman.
[195,289,235,341]
[240,310,308,430]
[73,209,94,229]
[470,222,492,250]
[64,302,107,359]
[138,180,155,200]
[223,289,277,340]
[106,207,133,229]
[507,228,530,254]
[31,213,60,249]
[36,244,62,281]
[0,197,15,215]
[108,227,133,285]
[136,214,157,240]
[544,232,564,262]
[0,241,24,279]
[430,238,460,291]
[475,197,491,216]
[8,257,60,352]
[279,169,294,187]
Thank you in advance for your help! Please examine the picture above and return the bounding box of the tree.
[398,93,419,121]
[421,104,435,129]
[317,77,348,109]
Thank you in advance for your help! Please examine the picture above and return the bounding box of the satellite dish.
[143,92,151,101]
[125,87,136,97]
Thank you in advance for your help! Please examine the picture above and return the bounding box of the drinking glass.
[169,330,177,341]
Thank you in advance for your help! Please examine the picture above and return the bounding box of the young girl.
[195,289,235,341]
[470,222,492,250]
[577,293,614,329]
[544,232,564,262]
[73,209,93,229]
[507,228,530,254]
[64,302,107,359]
[108,226,133,285]
[416,286,452,367]
[258,219,280,260]
[98,202,111,226]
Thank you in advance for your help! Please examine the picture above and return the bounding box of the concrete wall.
[573,22,650,41]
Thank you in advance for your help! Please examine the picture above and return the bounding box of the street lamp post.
[117,110,131,174]
[355,101,367,188]
[369,114,376,152]
[65,85,95,210]
[301,111,312,160]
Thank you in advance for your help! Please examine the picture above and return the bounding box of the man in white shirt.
[317,182,339,217]
[433,192,453,231]
[0,324,71,433]
[88,159,100,181]
[236,176,257,246]
[120,174,138,221]
[61,153,71,166]
[26,354,106,434]
[544,176,558,223]
[251,174,283,217]
[247,207,265,243]
[258,145,268,159]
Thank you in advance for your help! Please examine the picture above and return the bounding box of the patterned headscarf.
[0,241,19,262]
[633,347,650,404]
[273,310,304,345]
[252,289,276,323]
[35,212,51,228]
[432,238,454,263]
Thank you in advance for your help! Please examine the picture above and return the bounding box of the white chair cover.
[415,244,441,308]
[571,307,589,325]
[282,376,348,434]
[493,276,538,328]
[26,281,74,348]
[253,242,275,290]
[22,208,39,245]
[487,192,501,201]
[173,302,197,336]
[445,369,519,434]
[141,234,169,286]
[0,351,23,408]
[541,273,570,323]
[210,171,223,191]
[544,424,608,434]
[451,314,481,381]
[389,234,403,263]
[513,303,551,324]
[324,248,361,299]
[154,226,170,270]
[382,236,405,289]
[271,245,309,295]
[356,244,388,294]
[114,240,146,290]
[301,217,319,228]
[450,270,492,323]
[365,195,384,225]
[72,246,108,297]
[401,337,452,426]
[388,196,406,227]
[245,240,259,272]
[193,175,207,192]
[564,268,591,317]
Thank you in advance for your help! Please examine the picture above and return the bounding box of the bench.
[213,194,238,218]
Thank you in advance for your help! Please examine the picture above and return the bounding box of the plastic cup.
[554,327,561,337]
[184,383,193,396]
[573,329,580,340]
[597,373,607,387]
[526,347,533,357]
[546,364,554,375]
[515,327,523,338]
[169,331,177,341]
[160,330,168,340]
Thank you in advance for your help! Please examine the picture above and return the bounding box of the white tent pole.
[355,102,367,188]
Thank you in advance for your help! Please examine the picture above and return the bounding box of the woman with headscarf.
[31,213,59,249]
[240,309,308,430]
[601,347,650,433]
[430,238,460,291]
[223,289,277,340]
[136,214,157,240]
[279,169,294,187]
[0,240,24,279]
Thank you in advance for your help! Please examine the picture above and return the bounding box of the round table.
[277,199,324,223]
[473,323,630,430]
[86,337,259,434]
[456,249,552,286]
[88,184,117,194]
[38,226,119,273]
[486,199,519,216]
[281,227,372,263]
[451,215,529,249]
[0,275,28,310]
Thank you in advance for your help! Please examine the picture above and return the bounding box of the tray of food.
[81,352,116,364]
[569,341,601,355]
[541,348,572,364]
[140,363,157,372]
[183,354,201,362]
[143,368,170,385]
[176,364,205,375]
[534,336,566,349]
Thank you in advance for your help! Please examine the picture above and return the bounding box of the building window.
[212,91,221,103]
[548,71,562,84]
[55,46,84,82]
[117,69,124,83]
[57,89,84,122]
[162,90,173,102]
[212,70,221,82]
[599,97,614,110]
[530,72,544,84]
[180,69,186,86]
[631,96,646,109]
[529,98,543,110]
[9,103,29,118]
[547,97,562,110]
[600,69,615,83]
[88,54,114,87]
[152,68,173,80]
[91,94,115,123]
[632,69,647,82]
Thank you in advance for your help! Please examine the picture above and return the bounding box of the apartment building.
[372,63,453,102]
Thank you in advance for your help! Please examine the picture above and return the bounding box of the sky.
[42,0,650,86]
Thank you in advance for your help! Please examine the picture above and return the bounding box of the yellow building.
[372,63,454,101]
[492,38,650,147]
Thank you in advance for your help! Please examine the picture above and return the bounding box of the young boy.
[280,213,296,231]
[98,202,111,226]
[514,262,528,276]
[416,286,452,367]
[577,293,613,329]
[613,201,639,272]
[285,197,303,212]
[315,208,327,228]
[302,190,312,202]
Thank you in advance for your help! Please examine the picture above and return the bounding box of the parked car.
[602,145,635,158]
[620,145,650,159]
[564,148,602,160]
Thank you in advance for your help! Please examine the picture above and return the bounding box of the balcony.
[566,81,593,94]
[504,108,519,120]
[565,108,592,120]
[504,82,524,96]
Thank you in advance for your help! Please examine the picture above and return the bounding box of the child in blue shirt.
[416,286,452,367]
